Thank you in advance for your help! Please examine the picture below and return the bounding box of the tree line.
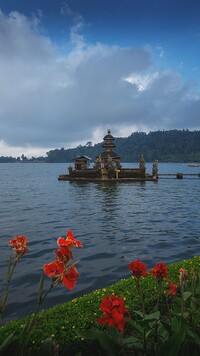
[1,130,200,163]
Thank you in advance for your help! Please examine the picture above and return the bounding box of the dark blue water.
[0,162,200,324]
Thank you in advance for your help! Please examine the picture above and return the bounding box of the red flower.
[128,259,147,279]
[54,246,72,264]
[168,282,178,295]
[9,235,28,256]
[43,260,65,278]
[150,262,168,280]
[57,230,83,251]
[98,295,127,331]
[62,266,80,290]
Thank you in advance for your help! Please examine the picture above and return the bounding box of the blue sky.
[0,0,200,157]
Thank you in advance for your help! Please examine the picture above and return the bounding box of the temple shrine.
[58,129,158,181]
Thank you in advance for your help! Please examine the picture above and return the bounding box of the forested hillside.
[1,130,200,163]
[46,130,200,163]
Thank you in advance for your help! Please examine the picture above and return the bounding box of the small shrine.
[58,129,158,182]
[73,155,91,170]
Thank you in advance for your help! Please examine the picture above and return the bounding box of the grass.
[0,256,200,354]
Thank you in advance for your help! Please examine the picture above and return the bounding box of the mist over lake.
[0,162,200,324]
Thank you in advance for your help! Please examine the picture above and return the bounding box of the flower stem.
[180,280,184,315]
[156,279,162,311]
[19,283,54,355]
[135,278,145,316]
[135,278,147,354]
[0,255,18,320]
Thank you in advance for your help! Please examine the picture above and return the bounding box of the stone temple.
[58,129,158,182]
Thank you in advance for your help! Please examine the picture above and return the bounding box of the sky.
[0,0,200,157]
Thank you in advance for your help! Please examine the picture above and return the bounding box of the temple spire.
[102,129,116,153]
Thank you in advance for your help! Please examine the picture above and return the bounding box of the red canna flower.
[128,259,147,279]
[57,230,83,251]
[9,235,28,256]
[168,282,178,295]
[98,295,128,331]
[43,260,65,278]
[150,262,168,280]
[62,266,80,290]
[54,246,72,264]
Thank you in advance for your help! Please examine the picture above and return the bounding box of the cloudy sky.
[0,0,200,157]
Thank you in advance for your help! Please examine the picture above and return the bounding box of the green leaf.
[108,327,119,340]
[172,300,181,314]
[122,335,141,346]
[183,291,191,301]
[77,330,118,356]
[186,329,200,344]
[122,336,144,351]
[0,333,15,352]
[156,321,169,341]
[132,310,143,318]
[17,313,36,353]
[171,315,186,333]
[193,309,200,324]
[158,328,186,356]
[38,271,44,305]
[160,320,173,335]
[143,311,160,321]
[126,319,144,335]
[192,297,200,305]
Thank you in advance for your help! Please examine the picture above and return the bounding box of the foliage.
[45,129,200,163]
[78,258,200,355]
[0,257,200,354]
[1,129,200,163]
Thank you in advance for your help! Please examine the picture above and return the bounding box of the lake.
[0,162,200,324]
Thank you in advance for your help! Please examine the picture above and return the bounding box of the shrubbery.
[0,231,200,355]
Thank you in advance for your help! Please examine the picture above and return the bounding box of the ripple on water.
[0,163,200,323]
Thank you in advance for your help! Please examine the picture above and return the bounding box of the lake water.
[0,162,200,324]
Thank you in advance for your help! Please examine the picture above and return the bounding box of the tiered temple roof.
[99,129,120,162]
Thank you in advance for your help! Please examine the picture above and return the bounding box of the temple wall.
[119,169,146,178]
[70,169,101,179]
[69,168,146,180]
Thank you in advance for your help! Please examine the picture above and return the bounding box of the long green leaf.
[0,333,15,352]
[121,335,141,348]
[143,311,160,321]
[38,271,44,305]
[183,291,191,301]
[171,315,186,332]
[158,329,186,356]
[126,318,144,335]
[186,329,200,344]
[132,310,143,318]
[77,330,118,356]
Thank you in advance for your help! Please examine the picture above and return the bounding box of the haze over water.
[0,162,200,324]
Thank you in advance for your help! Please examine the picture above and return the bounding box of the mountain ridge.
[1,129,200,163]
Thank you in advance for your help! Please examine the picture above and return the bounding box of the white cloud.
[60,2,86,48]
[0,9,200,157]
[156,46,164,58]
[0,140,50,158]
[123,72,159,92]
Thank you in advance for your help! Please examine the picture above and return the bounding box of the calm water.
[0,162,200,324]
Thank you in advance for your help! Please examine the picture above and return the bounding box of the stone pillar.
[101,168,108,180]
[152,160,158,178]
[140,154,146,176]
